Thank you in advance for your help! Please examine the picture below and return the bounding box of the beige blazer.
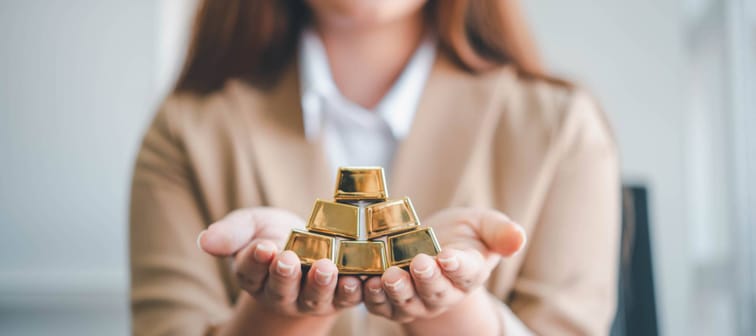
[130,54,620,335]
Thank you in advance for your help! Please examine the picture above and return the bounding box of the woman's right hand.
[197,208,363,318]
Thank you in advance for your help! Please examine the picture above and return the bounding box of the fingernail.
[413,264,434,279]
[314,268,333,286]
[344,283,358,293]
[438,255,459,271]
[368,286,383,295]
[196,231,206,251]
[276,260,294,276]
[514,225,528,255]
[384,278,404,291]
[253,243,274,263]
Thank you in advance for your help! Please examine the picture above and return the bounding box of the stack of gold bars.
[284,167,441,275]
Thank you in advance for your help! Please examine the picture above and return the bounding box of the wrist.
[216,293,338,336]
[403,288,500,336]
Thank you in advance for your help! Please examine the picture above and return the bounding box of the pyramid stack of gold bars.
[284,167,441,275]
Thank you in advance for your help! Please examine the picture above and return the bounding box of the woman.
[130,0,620,335]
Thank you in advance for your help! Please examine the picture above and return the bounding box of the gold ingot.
[306,200,359,239]
[334,167,388,202]
[386,227,441,267]
[337,240,387,275]
[284,229,336,265]
[365,198,419,239]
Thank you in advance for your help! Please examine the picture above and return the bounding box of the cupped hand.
[197,208,363,317]
[363,208,526,324]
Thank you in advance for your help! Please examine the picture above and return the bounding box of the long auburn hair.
[175,0,545,94]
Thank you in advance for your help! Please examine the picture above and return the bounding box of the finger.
[436,248,486,292]
[477,210,527,256]
[199,208,304,256]
[363,276,393,318]
[234,239,278,295]
[263,250,303,313]
[409,254,461,310]
[382,267,426,321]
[298,259,339,314]
[333,276,362,309]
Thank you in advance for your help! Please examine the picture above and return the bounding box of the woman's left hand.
[362,208,526,331]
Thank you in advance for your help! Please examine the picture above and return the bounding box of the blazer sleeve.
[130,97,233,335]
[508,90,621,335]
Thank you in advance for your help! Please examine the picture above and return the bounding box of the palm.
[238,207,306,250]
[424,208,522,269]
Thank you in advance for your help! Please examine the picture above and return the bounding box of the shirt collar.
[298,28,437,141]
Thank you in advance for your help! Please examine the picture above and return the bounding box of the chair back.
[611,185,659,336]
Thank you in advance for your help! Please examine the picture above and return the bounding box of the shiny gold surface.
[337,240,387,275]
[284,229,336,265]
[365,198,419,239]
[334,167,388,202]
[386,227,441,267]
[287,166,439,274]
[306,199,360,239]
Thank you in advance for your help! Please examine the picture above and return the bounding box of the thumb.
[197,208,302,257]
[476,210,527,257]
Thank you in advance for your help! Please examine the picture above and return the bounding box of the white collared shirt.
[297,28,533,336]
[298,28,436,177]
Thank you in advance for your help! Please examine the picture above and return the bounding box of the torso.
[165,53,580,334]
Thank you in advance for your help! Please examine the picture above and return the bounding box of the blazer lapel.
[232,67,332,218]
[389,55,516,218]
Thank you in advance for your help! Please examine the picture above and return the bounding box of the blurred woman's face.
[305,0,428,29]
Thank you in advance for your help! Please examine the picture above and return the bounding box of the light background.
[0,0,753,335]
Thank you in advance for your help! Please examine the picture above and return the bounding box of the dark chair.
[611,185,659,336]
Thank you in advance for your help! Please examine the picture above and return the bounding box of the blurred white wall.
[0,1,157,335]
[0,1,751,335]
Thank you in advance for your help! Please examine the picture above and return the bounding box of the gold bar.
[365,197,419,239]
[306,199,360,239]
[386,227,441,267]
[284,229,336,266]
[336,240,387,275]
[334,167,388,202]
